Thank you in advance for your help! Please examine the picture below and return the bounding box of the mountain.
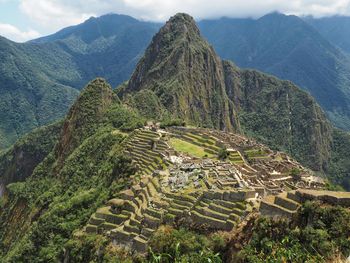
[3,12,350,150]
[31,14,160,87]
[304,16,350,54]
[0,79,139,261]
[222,61,332,171]
[0,36,79,150]
[0,13,350,262]
[122,13,239,131]
[0,14,159,150]
[121,13,332,171]
[53,78,118,167]
[0,121,62,197]
[198,13,350,130]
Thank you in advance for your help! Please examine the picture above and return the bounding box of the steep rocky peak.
[161,13,200,38]
[125,13,239,131]
[126,12,208,85]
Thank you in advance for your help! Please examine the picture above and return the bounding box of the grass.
[299,189,350,198]
[170,138,214,158]
[244,149,269,158]
[111,129,129,136]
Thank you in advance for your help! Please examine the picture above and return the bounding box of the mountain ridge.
[198,13,350,130]
[0,14,159,149]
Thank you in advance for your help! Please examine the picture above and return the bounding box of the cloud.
[18,0,350,32]
[0,23,40,42]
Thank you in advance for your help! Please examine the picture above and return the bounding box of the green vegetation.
[224,64,333,172]
[1,12,350,262]
[218,147,229,160]
[327,129,350,190]
[170,138,213,158]
[159,118,186,129]
[0,79,143,262]
[148,226,224,263]
[0,126,133,262]
[125,13,238,131]
[0,14,159,149]
[105,104,144,132]
[237,201,350,262]
[0,121,62,187]
[199,13,350,130]
[0,37,79,150]
[122,12,335,175]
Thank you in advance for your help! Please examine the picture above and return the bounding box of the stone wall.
[296,190,350,207]
[260,201,296,219]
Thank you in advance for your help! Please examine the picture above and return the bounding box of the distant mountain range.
[198,13,350,130]
[1,12,350,149]
[304,15,350,54]
[0,15,159,149]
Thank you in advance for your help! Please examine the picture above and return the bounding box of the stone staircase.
[260,191,301,219]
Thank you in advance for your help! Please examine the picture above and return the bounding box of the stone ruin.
[83,126,329,254]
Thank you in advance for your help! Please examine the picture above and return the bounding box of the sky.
[1,0,350,42]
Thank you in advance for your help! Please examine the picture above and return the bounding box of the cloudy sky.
[1,0,350,42]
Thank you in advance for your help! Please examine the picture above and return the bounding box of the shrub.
[218,147,229,160]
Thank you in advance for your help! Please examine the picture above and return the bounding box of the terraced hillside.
[260,189,350,220]
[84,126,324,253]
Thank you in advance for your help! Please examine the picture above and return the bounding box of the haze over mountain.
[305,16,350,54]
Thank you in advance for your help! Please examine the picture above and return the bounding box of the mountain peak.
[125,13,239,131]
[54,78,116,164]
[159,12,200,40]
[167,13,196,26]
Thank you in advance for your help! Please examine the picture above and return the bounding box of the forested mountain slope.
[198,13,350,130]
[0,14,159,149]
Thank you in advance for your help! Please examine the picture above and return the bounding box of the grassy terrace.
[244,149,269,159]
[170,138,215,158]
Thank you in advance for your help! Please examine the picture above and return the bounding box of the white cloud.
[0,23,40,42]
[18,0,350,32]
